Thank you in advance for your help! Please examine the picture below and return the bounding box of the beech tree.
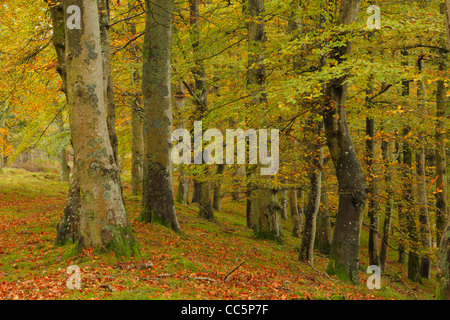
[61,0,138,256]
[139,0,180,231]
[321,0,367,283]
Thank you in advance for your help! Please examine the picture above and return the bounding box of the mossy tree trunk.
[247,0,281,240]
[48,0,81,245]
[140,0,180,232]
[322,0,367,284]
[63,0,138,256]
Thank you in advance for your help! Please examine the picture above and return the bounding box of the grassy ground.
[0,168,437,300]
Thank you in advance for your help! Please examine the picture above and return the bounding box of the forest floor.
[0,168,438,300]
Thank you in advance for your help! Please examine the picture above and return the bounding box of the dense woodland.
[0,0,449,300]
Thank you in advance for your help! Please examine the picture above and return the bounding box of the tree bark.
[416,142,431,279]
[299,122,323,264]
[139,0,180,232]
[63,0,138,256]
[213,164,225,211]
[174,83,190,205]
[322,0,366,284]
[131,99,143,195]
[247,0,281,240]
[315,170,332,255]
[436,0,450,299]
[402,127,421,283]
[289,189,302,238]
[436,64,448,244]
[48,0,82,245]
[380,134,393,274]
[188,0,214,220]
[365,72,380,267]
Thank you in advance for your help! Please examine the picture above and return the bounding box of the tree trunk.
[63,0,138,256]
[365,70,381,267]
[98,0,119,165]
[247,0,281,240]
[416,142,431,279]
[380,135,393,274]
[315,171,332,255]
[188,0,214,221]
[48,1,81,245]
[289,189,302,238]
[299,122,323,264]
[174,83,190,205]
[131,100,143,195]
[213,164,225,211]
[280,190,288,221]
[199,178,214,220]
[436,0,450,299]
[322,0,366,284]
[402,127,421,283]
[129,11,143,196]
[139,0,180,232]
[192,180,200,204]
[436,64,448,245]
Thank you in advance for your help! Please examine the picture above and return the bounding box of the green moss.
[326,259,353,283]
[254,230,283,244]
[100,225,141,259]
[63,241,80,259]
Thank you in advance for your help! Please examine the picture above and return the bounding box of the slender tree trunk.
[436,0,450,299]
[416,142,432,279]
[129,11,143,196]
[322,0,367,284]
[98,0,119,164]
[63,0,138,256]
[289,189,302,238]
[299,120,323,263]
[315,170,332,255]
[174,83,190,205]
[280,190,288,221]
[188,0,214,220]
[380,135,394,274]
[213,164,225,211]
[299,131,323,264]
[131,99,143,195]
[436,64,448,244]
[365,72,381,267]
[402,127,421,283]
[139,0,180,232]
[416,59,431,279]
